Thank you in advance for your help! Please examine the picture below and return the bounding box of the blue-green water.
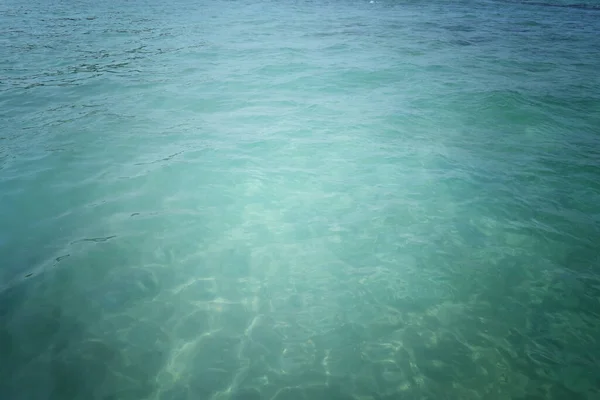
[1,0,600,398]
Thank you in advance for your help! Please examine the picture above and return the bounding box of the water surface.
[1,0,600,399]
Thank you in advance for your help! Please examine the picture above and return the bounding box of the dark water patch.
[512,1,600,11]
[230,387,263,400]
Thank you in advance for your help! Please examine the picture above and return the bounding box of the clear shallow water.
[1,0,600,399]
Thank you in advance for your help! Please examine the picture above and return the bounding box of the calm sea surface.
[1,0,600,399]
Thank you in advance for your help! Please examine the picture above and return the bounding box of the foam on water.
[1,0,600,399]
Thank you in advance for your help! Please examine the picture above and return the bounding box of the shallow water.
[1,0,600,399]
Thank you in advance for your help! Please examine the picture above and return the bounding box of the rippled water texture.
[1,0,600,399]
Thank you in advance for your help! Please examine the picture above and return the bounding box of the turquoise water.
[1,0,600,398]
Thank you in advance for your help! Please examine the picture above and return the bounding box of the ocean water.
[1,0,600,398]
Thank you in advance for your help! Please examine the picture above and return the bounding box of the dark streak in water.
[56,254,70,262]
[72,236,117,244]
[501,0,600,11]
[134,151,184,166]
